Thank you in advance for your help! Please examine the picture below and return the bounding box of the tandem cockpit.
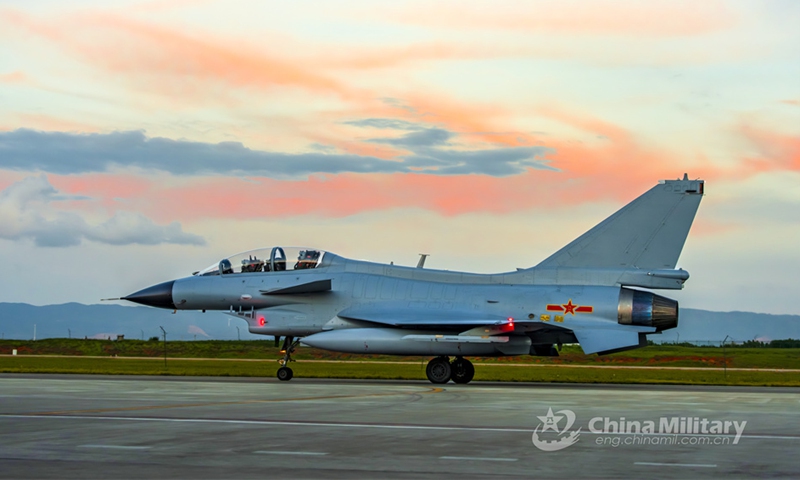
[195,247,331,276]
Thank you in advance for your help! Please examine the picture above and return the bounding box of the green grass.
[2,339,799,369]
[0,339,281,359]
[1,356,799,387]
[2,339,799,386]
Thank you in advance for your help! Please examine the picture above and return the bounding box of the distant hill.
[0,303,798,344]
[659,309,800,344]
[0,303,261,341]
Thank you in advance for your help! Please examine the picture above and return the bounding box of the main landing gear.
[425,356,475,384]
[276,336,300,381]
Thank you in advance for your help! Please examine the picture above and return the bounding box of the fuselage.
[125,251,677,353]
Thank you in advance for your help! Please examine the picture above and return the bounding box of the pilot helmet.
[219,259,232,272]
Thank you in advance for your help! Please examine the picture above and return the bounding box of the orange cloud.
[117,172,565,222]
[688,218,742,238]
[372,100,712,195]
[0,71,28,84]
[318,42,498,71]
[533,106,668,185]
[400,94,531,147]
[53,174,153,200]
[35,118,798,224]
[2,9,357,101]
[739,126,800,173]
[47,168,675,225]
[0,171,28,191]
[47,174,154,214]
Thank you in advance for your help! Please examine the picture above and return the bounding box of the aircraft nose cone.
[123,280,176,309]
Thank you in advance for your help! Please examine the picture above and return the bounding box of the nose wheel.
[276,336,301,381]
[277,366,293,381]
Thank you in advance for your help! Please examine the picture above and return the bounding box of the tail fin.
[536,175,704,270]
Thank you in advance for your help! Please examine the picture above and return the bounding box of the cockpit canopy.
[196,247,329,276]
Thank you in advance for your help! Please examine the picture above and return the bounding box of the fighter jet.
[122,175,704,383]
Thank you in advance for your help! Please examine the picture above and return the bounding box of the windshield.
[196,247,328,276]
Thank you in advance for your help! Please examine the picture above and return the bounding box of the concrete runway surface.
[1,374,798,479]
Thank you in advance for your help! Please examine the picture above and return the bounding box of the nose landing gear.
[276,336,300,381]
[425,356,475,384]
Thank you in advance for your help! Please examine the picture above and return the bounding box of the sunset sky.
[0,0,798,315]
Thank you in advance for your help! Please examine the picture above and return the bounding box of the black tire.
[451,358,475,384]
[425,357,452,384]
[277,366,293,381]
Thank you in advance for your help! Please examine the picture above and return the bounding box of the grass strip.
[2,356,799,387]
[3,340,800,370]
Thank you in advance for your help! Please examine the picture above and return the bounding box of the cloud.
[0,175,205,247]
[404,147,557,176]
[86,211,204,246]
[119,171,567,221]
[187,325,210,338]
[0,128,554,177]
[739,125,800,173]
[3,10,353,100]
[391,94,532,147]
[369,128,454,148]
[0,70,28,85]
[344,118,425,130]
[352,118,555,175]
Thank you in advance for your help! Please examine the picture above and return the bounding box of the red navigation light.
[258,316,265,326]
[507,317,514,327]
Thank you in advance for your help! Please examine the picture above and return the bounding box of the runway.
[1,375,798,479]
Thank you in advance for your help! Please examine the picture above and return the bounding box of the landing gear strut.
[276,336,300,381]
[425,356,476,384]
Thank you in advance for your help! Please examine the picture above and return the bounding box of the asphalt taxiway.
[1,374,798,479]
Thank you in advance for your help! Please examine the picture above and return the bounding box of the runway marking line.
[254,450,328,456]
[78,445,151,450]
[440,456,518,462]
[33,387,445,416]
[635,462,717,468]
[4,414,800,442]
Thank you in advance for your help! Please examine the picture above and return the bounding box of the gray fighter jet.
[122,175,704,383]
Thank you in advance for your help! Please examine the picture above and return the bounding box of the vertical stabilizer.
[535,175,704,270]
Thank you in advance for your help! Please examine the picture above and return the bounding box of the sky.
[0,0,798,314]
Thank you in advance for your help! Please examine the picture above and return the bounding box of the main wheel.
[451,358,475,384]
[425,357,452,384]
[277,366,294,381]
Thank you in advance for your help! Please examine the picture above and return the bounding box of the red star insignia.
[562,299,577,315]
